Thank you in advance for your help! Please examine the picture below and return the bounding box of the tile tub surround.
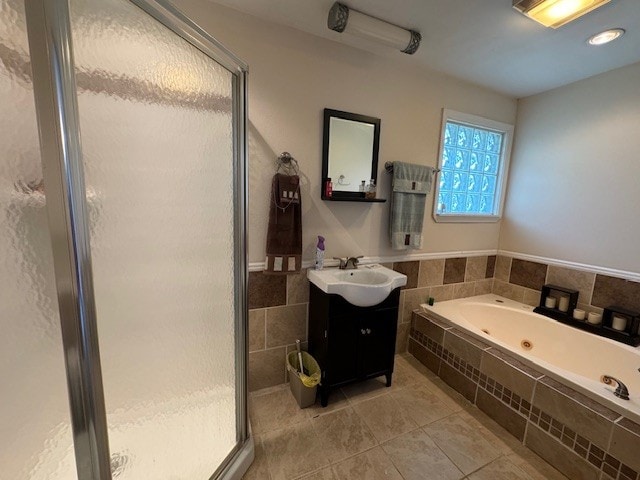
[248,255,496,391]
[395,256,495,355]
[244,354,569,480]
[491,254,640,317]
[409,310,640,480]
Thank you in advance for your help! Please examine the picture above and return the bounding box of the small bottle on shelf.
[324,178,333,198]
[365,179,376,199]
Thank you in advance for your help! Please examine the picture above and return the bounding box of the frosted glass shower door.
[0,1,78,478]
[68,0,245,477]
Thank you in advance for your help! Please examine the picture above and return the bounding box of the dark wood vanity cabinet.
[308,284,400,406]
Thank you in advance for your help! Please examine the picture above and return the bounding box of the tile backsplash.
[492,254,640,315]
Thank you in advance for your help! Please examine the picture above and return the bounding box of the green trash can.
[287,351,321,408]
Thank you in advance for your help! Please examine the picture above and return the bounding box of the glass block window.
[433,110,514,223]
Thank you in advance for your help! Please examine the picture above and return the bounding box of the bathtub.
[421,294,640,424]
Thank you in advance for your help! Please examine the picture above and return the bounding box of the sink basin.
[307,264,407,307]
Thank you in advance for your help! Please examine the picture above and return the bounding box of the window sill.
[433,214,501,223]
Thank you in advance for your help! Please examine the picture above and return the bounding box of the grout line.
[589,275,597,307]
[545,263,550,285]
[263,308,267,351]
[605,415,616,455]
[285,276,289,305]
[251,344,291,354]
[418,424,467,477]
[472,380,479,405]
[523,377,539,444]
[463,456,504,478]
[328,444,379,468]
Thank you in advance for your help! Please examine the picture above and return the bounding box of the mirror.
[322,108,381,201]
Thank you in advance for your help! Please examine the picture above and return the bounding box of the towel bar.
[384,161,440,174]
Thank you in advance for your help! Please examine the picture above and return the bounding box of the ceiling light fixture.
[327,2,421,55]
[588,28,625,45]
[513,0,611,28]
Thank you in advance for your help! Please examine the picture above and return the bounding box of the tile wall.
[493,254,640,314]
[409,310,640,480]
[247,255,496,392]
[249,252,640,393]
[389,255,495,358]
[248,270,309,391]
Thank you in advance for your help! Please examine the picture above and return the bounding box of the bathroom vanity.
[307,264,405,406]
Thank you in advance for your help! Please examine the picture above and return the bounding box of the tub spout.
[601,375,630,401]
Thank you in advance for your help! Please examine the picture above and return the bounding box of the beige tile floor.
[244,353,569,480]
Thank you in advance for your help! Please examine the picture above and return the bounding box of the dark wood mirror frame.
[321,108,385,202]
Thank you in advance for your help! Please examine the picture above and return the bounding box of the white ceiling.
[207,0,640,98]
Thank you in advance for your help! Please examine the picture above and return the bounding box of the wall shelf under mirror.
[323,196,386,203]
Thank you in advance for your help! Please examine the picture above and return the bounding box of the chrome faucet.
[601,375,630,400]
[333,256,363,270]
[345,256,363,269]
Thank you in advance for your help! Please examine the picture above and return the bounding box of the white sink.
[307,264,407,307]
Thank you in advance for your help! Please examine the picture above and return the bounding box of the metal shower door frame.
[24,1,249,479]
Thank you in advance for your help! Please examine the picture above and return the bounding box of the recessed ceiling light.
[588,28,625,45]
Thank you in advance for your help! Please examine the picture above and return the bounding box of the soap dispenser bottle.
[315,236,325,270]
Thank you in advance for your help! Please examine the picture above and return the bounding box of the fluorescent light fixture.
[327,2,421,55]
[588,28,625,45]
[513,0,611,28]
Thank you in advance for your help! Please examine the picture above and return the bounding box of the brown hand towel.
[265,173,302,274]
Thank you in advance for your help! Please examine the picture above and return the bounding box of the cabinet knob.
[366,328,372,334]
[360,329,366,335]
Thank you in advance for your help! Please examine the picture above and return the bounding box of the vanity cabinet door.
[357,308,397,377]
[327,314,360,385]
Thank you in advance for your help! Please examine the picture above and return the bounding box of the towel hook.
[278,152,293,164]
[277,151,299,175]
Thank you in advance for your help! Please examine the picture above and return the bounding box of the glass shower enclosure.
[1,0,250,478]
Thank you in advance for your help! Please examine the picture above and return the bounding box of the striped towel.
[389,161,435,250]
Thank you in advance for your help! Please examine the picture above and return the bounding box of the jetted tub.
[421,294,640,423]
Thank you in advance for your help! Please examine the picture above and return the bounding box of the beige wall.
[500,61,640,273]
[175,0,517,263]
